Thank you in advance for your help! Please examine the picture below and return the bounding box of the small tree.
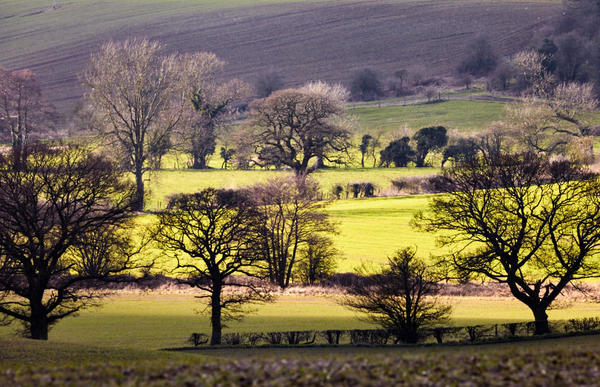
[413,126,448,167]
[359,134,373,168]
[458,37,498,76]
[379,137,415,167]
[350,68,383,101]
[0,68,56,168]
[177,53,250,170]
[415,152,600,335]
[154,188,271,345]
[0,145,144,340]
[252,177,335,289]
[295,235,339,285]
[255,71,284,98]
[250,82,351,176]
[342,248,451,344]
[220,146,236,169]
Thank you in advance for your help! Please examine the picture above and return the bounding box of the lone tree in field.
[82,38,183,211]
[250,82,351,176]
[0,145,144,340]
[415,152,600,335]
[252,177,335,289]
[154,188,272,345]
[342,248,451,344]
[413,126,448,167]
[0,68,56,167]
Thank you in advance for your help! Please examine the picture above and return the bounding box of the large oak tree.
[415,152,600,334]
[0,145,143,340]
[249,82,351,176]
[154,188,271,345]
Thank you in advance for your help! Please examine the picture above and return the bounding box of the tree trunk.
[134,167,144,212]
[210,283,222,345]
[531,307,550,335]
[29,298,49,340]
[191,153,208,169]
[361,153,365,168]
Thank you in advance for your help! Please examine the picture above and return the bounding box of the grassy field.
[1,293,600,368]
[351,99,507,134]
[146,167,438,209]
[0,0,560,114]
[145,168,440,271]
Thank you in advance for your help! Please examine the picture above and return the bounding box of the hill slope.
[0,0,560,114]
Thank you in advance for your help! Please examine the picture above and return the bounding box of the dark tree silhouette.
[296,235,338,285]
[154,188,271,345]
[350,68,383,101]
[441,138,478,167]
[458,37,498,76]
[252,177,335,289]
[255,71,284,98]
[342,248,451,343]
[0,145,144,340]
[415,152,600,334]
[379,137,415,167]
[359,134,373,168]
[413,126,448,167]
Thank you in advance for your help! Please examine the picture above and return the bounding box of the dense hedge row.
[189,317,600,347]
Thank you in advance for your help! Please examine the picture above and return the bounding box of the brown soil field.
[0,0,560,114]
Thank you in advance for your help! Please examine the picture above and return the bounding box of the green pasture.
[1,293,599,368]
[350,99,507,135]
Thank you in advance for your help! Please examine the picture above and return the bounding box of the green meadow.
[1,293,600,368]
[351,99,507,134]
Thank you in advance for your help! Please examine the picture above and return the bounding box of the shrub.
[458,37,498,76]
[255,71,284,98]
[189,333,209,346]
[568,317,600,332]
[350,68,383,101]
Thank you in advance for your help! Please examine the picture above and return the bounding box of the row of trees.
[2,143,599,343]
[0,144,335,343]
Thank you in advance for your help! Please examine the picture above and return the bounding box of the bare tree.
[342,248,451,344]
[176,53,250,169]
[295,235,339,285]
[504,80,597,158]
[0,68,56,167]
[415,152,600,334]
[154,188,272,345]
[0,145,145,340]
[81,38,183,211]
[252,177,335,289]
[249,82,351,176]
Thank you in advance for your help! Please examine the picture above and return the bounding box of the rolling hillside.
[0,0,560,114]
